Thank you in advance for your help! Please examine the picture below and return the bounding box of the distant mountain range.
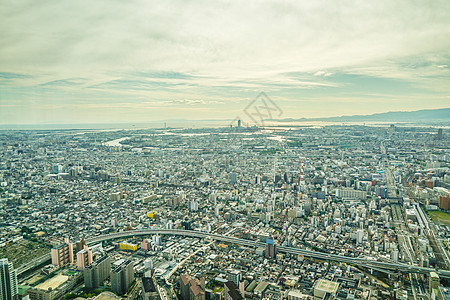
[268,108,450,123]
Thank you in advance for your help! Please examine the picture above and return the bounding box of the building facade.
[111,260,134,296]
[0,258,18,300]
[51,238,74,267]
[84,255,111,289]
[76,245,93,270]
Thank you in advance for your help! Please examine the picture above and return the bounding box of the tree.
[21,226,32,233]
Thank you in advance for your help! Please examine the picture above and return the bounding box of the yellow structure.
[147,210,158,218]
[119,242,137,251]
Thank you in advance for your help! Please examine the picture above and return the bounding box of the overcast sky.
[1,0,449,124]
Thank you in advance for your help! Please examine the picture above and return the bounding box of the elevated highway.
[17,229,450,279]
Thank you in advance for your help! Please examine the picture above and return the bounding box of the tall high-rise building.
[437,128,443,140]
[356,229,364,244]
[230,172,237,184]
[76,245,93,270]
[51,238,74,267]
[111,260,134,295]
[166,220,173,230]
[439,195,450,211]
[190,200,198,211]
[265,238,276,259]
[300,161,305,185]
[429,272,440,293]
[152,235,161,246]
[0,258,18,300]
[391,248,399,262]
[227,270,241,286]
[84,255,111,289]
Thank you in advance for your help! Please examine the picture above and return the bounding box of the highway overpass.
[17,229,450,279]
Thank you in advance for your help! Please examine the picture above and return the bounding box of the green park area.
[428,210,450,225]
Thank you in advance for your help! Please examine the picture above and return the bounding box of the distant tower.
[237,119,241,128]
[300,161,305,185]
[273,155,278,183]
[230,172,237,184]
[437,128,443,140]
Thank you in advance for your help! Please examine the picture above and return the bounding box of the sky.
[1,0,450,125]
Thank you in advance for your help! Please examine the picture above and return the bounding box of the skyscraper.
[111,260,134,295]
[265,238,276,259]
[0,258,18,300]
[84,255,111,289]
[437,128,443,140]
[230,172,237,184]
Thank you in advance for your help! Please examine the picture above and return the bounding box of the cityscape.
[0,122,449,300]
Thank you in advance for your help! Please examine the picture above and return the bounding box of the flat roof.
[254,281,269,293]
[35,274,69,290]
[430,272,439,278]
[315,279,339,293]
[113,258,125,266]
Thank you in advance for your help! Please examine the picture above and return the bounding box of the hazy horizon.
[1,1,450,125]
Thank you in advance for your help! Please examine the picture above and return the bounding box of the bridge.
[17,229,450,279]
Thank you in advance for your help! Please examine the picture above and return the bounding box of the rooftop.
[35,274,69,291]
[315,279,339,294]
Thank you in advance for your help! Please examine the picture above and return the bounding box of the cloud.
[2,1,449,77]
[40,78,89,87]
[1,0,450,123]
[0,72,32,79]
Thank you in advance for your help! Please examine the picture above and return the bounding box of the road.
[17,229,450,280]
[392,204,422,299]
[383,158,397,198]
